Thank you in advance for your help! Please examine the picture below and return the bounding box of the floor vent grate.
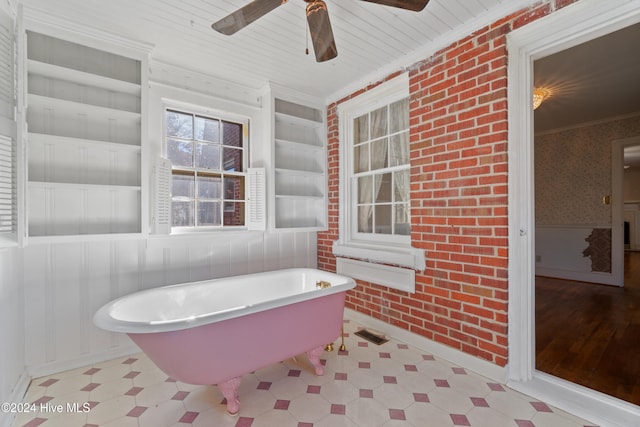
[354,328,389,345]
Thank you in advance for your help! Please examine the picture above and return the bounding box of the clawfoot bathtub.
[94,268,355,415]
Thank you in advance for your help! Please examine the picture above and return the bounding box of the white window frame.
[333,73,425,274]
[163,103,250,232]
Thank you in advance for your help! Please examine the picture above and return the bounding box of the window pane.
[165,108,247,231]
[197,201,221,226]
[172,201,194,226]
[167,139,193,167]
[195,116,219,142]
[354,114,368,143]
[390,132,409,167]
[195,143,221,170]
[166,111,193,139]
[358,175,372,204]
[197,175,221,199]
[370,137,389,171]
[374,205,392,234]
[358,205,372,233]
[223,121,243,147]
[172,172,194,198]
[224,176,245,201]
[375,173,392,203]
[395,204,411,236]
[394,169,410,202]
[224,201,245,226]
[390,98,409,133]
[223,147,243,171]
[354,143,369,173]
[370,106,388,139]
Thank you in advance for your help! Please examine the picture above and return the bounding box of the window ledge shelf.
[332,240,426,272]
[335,256,417,294]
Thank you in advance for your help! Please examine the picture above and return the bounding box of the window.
[165,109,248,229]
[334,74,424,273]
[352,97,410,240]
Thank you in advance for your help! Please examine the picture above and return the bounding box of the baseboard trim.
[344,308,507,383]
[535,266,618,286]
[0,369,30,427]
[27,344,140,379]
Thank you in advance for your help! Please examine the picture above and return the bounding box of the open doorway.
[532,24,640,405]
[507,1,640,425]
[622,143,640,252]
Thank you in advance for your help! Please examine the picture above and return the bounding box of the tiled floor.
[15,319,596,427]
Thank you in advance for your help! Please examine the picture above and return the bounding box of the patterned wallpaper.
[535,115,640,225]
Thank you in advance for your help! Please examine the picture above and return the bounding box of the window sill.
[168,226,249,235]
[336,257,417,293]
[332,240,425,271]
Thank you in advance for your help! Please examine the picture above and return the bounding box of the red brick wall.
[318,0,578,367]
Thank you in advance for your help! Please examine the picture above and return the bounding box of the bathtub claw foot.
[219,377,242,415]
[307,346,325,376]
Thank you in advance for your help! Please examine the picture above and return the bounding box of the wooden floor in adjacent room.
[536,251,640,406]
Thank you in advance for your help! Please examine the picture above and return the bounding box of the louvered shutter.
[153,157,172,234]
[247,167,266,231]
[0,8,15,235]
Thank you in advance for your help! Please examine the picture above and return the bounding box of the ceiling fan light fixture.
[533,87,550,110]
[306,0,327,16]
[212,0,429,62]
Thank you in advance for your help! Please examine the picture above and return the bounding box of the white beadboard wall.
[23,231,317,377]
[0,247,27,427]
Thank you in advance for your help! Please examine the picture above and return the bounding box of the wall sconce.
[533,87,550,110]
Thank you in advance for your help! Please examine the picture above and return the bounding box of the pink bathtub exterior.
[128,291,346,385]
[94,268,355,414]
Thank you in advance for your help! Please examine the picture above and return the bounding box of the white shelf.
[275,137,323,151]
[275,194,324,200]
[29,132,141,152]
[25,31,144,240]
[29,181,141,191]
[26,233,145,244]
[270,92,327,232]
[28,93,141,122]
[275,167,324,176]
[28,59,141,96]
[275,111,322,127]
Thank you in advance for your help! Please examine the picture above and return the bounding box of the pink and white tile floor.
[15,320,596,427]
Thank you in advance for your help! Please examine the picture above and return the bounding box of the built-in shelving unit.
[25,31,143,239]
[269,90,327,231]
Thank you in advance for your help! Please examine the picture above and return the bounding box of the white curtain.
[357,106,388,232]
[394,169,410,234]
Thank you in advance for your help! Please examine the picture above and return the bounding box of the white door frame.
[507,0,640,425]
[613,137,640,277]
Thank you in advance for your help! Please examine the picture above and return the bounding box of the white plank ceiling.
[20,0,534,101]
[19,0,640,132]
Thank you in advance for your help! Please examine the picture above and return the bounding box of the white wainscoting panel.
[0,247,28,427]
[535,225,615,285]
[22,231,317,377]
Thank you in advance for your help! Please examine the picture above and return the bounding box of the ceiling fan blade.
[306,1,338,62]
[359,0,429,12]
[212,0,287,35]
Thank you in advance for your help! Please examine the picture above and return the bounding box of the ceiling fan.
[212,0,430,62]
